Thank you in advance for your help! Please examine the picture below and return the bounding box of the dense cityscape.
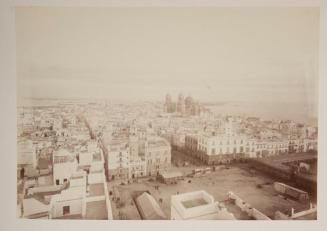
[17,94,318,220]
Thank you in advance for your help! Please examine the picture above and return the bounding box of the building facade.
[145,138,171,176]
[106,140,130,181]
[197,134,256,164]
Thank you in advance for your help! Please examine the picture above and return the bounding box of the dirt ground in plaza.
[107,164,313,220]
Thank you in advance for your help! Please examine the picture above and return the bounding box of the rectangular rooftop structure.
[182,198,208,208]
[171,190,235,220]
[158,170,184,184]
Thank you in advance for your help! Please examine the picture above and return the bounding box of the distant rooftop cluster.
[16,98,317,220]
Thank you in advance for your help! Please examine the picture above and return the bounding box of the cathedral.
[163,93,201,116]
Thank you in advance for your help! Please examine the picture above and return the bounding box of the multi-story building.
[145,138,171,176]
[304,138,318,152]
[184,134,199,155]
[106,140,130,181]
[53,148,78,185]
[197,134,256,164]
[172,132,186,150]
[129,157,147,179]
[17,138,37,173]
[49,168,113,220]
[256,139,289,157]
[128,135,147,178]
[288,138,318,153]
[78,141,104,172]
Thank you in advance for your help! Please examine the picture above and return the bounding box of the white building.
[78,142,104,171]
[145,138,171,176]
[106,140,130,180]
[256,139,289,157]
[50,186,86,218]
[49,167,113,219]
[171,190,235,220]
[17,139,37,169]
[197,133,256,164]
[53,148,78,185]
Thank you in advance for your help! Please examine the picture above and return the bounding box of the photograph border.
[1,0,326,230]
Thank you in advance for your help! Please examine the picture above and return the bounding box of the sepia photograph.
[15,6,319,221]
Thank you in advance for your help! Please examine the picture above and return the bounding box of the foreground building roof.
[135,192,166,220]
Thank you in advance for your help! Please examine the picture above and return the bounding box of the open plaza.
[108,160,316,220]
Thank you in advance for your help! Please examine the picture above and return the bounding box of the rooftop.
[160,170,183,179]
[147,139,170,148]
[182,198,208,208]
[85,200,108,220]
[53,149,75,164]
[88,183,104,197]
[23,198,49,218]
[17,139,35,165]
[135,192,166,220]
[53,155,75,164]
[38,158,52,169]
[171,190,235,220]
[92,152,102,162]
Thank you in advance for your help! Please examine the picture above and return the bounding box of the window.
[56,179,59,185]
[63,206,70,215]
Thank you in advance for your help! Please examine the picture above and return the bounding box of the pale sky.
[16,7,319,112]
